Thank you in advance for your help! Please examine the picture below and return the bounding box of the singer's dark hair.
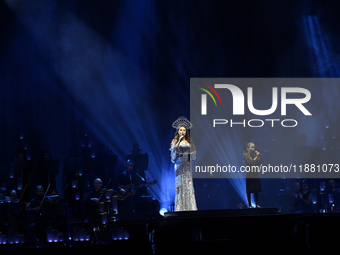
[242,142,254,155]
[171,125,191,145]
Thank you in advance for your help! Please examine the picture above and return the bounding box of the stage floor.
[163,207,282,218]
[1,209,339,254]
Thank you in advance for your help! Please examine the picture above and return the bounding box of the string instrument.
[90,190,108,202]
[90,179,112,244]
[19,184,28,202]
[33,183,51,216]
[90,179,113,202]
[98,179,112,201]
[46,195,58,199]
[0,199,27,228]
[117,180,157,200]
[39,184,50,207]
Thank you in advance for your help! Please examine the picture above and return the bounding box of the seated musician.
[82,178,103,242]
[116,159,149,219]
[45,190,68,237]
[28,185,46,242]
[8,189,29,235]
[9,189,17,201]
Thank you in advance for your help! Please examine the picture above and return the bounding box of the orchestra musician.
[116,159,150,219]
[28,185,47,242]
[8,189,17,201]
[28,186,68,243]
[7,189,29,235]
[82,178,104,243]
[45,190,68,237]
[294,179,313,213]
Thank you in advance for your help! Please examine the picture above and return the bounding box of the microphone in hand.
[179,135,184,142]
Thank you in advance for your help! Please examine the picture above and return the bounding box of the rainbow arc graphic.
[198,82,222,115]
[197,82,222,106]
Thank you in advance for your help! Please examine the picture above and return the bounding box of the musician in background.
[45,189,68,237]
[82,178,103,242]
[9,189,17,201]
[8,189,29,235]
[116,159,149,218]
[326,179,340,208]
[293,179,313,213]
[28,185,46,242]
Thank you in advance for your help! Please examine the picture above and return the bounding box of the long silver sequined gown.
[170,141,197,211]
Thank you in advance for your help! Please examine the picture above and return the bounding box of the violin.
[90,189,113,203]
[7,199,20,203]
[46,195,58,199]
[98,179,112,200]
[0,197,23,203]
[35,195,58,204]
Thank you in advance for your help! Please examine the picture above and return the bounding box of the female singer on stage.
[170,116,197,211]
[243,142,262,208]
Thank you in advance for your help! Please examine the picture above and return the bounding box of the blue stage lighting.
[159,208,168,216]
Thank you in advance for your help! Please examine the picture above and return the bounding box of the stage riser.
[2,212,340,254]
[155,213,340,254]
